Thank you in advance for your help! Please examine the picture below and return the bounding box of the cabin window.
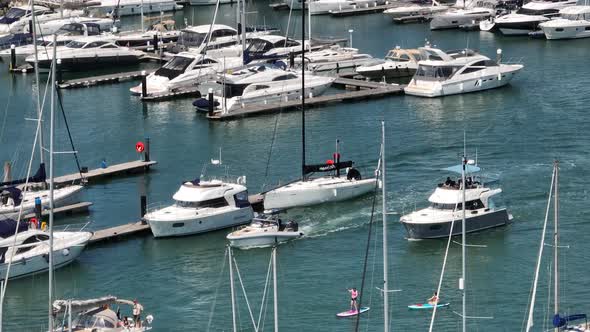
[100,44,118,48]
[179,31,208,47]
[586,27,590,31]
[247,40,272,53]
[16,234,49,254]
[176,197,228,208]
[66,41,87,48]
[172,223,185,228]
[4,8,26,19]
[465,199,484,210]
[255,85,270,90]
[155,56,194,79]
[415,65,458,79]
[555,28,564,32]
[86,41,108,48]
[272,74,297,81]
[431,202,462,210]
[461,61,486,74]
[234,191,250,208]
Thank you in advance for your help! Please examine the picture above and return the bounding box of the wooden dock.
[53,160,157,186]
[89,221,151,245]
[207,81,405,120]
[329,2,397,16]
[58,69,156,89]
[23,202,93,219]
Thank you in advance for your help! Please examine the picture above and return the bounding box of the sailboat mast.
[48,34,57,331]
[140,0,144,32]
[461,155,466,332]
[31,0,45,167]
[228,246,237,332]
[381,121,389,332]
[273,246,278,332]
[300,1,306,180]
[553,160,559,332]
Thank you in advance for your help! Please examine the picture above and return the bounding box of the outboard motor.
[346,168,362,181]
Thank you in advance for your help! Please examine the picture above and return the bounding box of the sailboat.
[525,161,589,332]
[262,5,377,211]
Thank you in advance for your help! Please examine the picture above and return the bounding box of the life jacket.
[351,290,358,299]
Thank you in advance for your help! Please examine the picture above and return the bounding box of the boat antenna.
[301,0,306,180]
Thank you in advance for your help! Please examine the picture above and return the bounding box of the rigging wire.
[55,88,84,183]
[232,256,259,331]
[206,248,228,332]
[353,176,380,332]
[256,251,273,330]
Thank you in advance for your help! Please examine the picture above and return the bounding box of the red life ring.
[136,142,145,153]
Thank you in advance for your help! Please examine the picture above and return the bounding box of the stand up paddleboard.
[408,303,450,310]
[336,307,370,317]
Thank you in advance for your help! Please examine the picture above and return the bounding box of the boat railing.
[54,221,93,233]
[502,56,524,65]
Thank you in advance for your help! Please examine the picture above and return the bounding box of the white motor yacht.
[356,47,422,79]
[263,155,377,211]
[430,0,497,30]
[517,0,577,17]
[480,12,550,35]
[144,172,253,238]
[0,184,84,221]
[227,215,303,249]
[27,16,115,36]
[308,0,382,15]
[383,3,450,21]
[173,24,273,56]
[400,163,511,240]
[0,228,91,280]
[295,45,378,75]
[0,5,83,34]
[112,20,179,49]
[85,0,182,17]
[404,45,523,97]
[217,63,292,96]
[540,5,590,39]
[129,52,243,96]
[244,35,306,60]
[52,297,154,331]
[200,74,335,114]
[28,36,144,71]
[0,22,103,66]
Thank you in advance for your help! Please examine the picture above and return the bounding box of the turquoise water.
[1,2,590,331]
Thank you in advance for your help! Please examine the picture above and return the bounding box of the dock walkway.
[58,70,156,89]
[23,202,93,219]
[53,160,157,186]
[89,221,151,244]
[329,2,399,16]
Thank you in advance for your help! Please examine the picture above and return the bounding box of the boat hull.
[34,55,141,71]
[401,209,510,240]
[430,12,492,30]
[147,207,253,238]
[0,243,87,280]
[263,177,376,210]
[0,185,84,221]
[228,231,303,248]
[541,23,590,39]
[356,64,416,79]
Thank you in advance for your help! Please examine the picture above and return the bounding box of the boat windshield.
[562,12,590,20]
[66,41,87,48]
[155,56,195,79]
[430,199,484,210]
[386,51,419,62]
[4,8,26,19]
[175,197,229,209]
[73,314,116,329]
[246,39,272,53]
[414,65,459,80]
[179,31,207,47]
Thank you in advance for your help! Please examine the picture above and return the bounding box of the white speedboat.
[130,52,242,96]
[404,45,523,97]
[540,5,590,39]
[480,12,550,35]
[383,4,450,21]
[244,35,306,60]
[217,63,291,96]
[173,24,273,56]
[0,228,91,280]
[227,215,303,248]
[200,74,335,114]
[0,184,84,221]
[356,47,422,79]
[85,0,182,17]
[112,20,179,49]
[295,45,378,75]
[0,5,82,34]
[430,0,497,30]
[28,36,144,71]
[400,163,511,240]
[52,296,154,331]
[144,173,253,238]
[517,0,577,17]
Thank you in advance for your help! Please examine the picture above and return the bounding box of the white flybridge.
[262,6,376,211]
[540,6,590,39]
[400,161,511,240]
[525,161,589,332]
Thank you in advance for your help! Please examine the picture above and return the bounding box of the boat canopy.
[444,164,480,174]
[53,296,137,314]
[553,313,587,328]
[0,219,28,238]
[0,163,46,188]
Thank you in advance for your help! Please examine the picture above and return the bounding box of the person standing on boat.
[133,300,143,327]
[348,288,359,312]
[427,291,439,306]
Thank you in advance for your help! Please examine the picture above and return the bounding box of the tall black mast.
[301,0,306,180]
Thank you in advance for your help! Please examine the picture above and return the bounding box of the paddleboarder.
[348,288,359,312]
[427,291,439,306]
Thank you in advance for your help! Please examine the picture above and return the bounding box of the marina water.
[1,2,590,330]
